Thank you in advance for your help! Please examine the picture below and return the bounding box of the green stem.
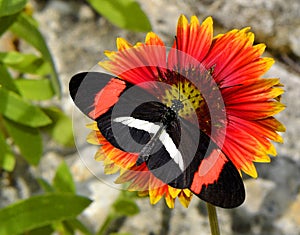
[206,203,220,235]
[96,213,114,235]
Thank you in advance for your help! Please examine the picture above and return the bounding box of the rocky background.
[1,0,300,234]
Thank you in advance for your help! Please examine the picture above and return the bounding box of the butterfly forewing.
[69,72,119,116]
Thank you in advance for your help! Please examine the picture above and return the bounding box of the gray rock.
[275,192,300,235]
[265,61,300,163]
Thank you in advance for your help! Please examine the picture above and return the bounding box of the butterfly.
[69,71,245,208]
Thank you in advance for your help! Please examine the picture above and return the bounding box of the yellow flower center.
[156,66,217,135]
[162,80,203,118]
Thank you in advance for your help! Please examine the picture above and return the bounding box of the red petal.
[226,101,285,120]
[99,34,167,85]
[222,78,282,102]
[202,28,272,86]
[168,16,213,68]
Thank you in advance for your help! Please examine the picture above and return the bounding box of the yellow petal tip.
[145,32,164,46]
[116,37,132,51]
[243,163,258,178]
[177,14,189,29]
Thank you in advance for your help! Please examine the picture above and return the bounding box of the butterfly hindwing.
[171,118,245,208]
[189,146,245,208]
[159,116,245,208]
[192,157,245,208]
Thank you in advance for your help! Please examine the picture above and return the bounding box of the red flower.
[86,15,285,208]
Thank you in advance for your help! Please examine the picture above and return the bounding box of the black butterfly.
[69,71,245,208]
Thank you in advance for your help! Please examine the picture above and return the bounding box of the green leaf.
[0,51,23,64]
[42,107,75,147]
[0,86,52,127]
[53,221,74,235]
[0,193,92,235]
[0,64,19,93]
[37,178,54,193]
[0,51,50,75]
[112,198,139,216]
[87,0,151,32]
[0,0,27,17]
[10,13,61,96]
[53,161,76,193]
[4,118,42,165]
[26,225,54,235]
[15,79,55,100]
[0,130,15,171]
[0,12,20,36]
[110,233,132,235]
[65,219,93,235]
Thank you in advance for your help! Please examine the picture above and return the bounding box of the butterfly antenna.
[180,94,201,103]
[175,36,182,102]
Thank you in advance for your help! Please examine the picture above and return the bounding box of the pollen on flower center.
[162,80,202,117]
[156,66,221,135]
[170,99,184,112]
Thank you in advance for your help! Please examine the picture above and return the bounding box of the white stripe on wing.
[113,116,184,171]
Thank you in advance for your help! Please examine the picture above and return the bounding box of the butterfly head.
[171,99,184,113]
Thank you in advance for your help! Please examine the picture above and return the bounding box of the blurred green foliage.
[0,0,149,234]
[0,0,71,172]
[0,160,140,235]
[87,0,151,32]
